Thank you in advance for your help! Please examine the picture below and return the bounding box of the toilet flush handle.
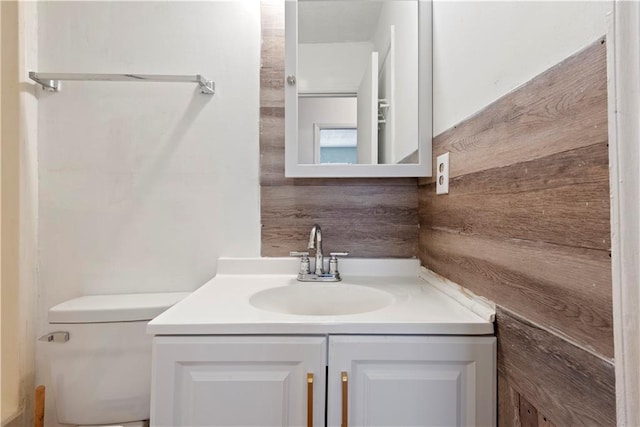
[39,331,69,343]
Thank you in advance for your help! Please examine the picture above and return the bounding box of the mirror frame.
[284,0,432,178]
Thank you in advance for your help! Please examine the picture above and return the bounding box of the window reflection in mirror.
[299,96,357,164]
[297,0,419,165]
[318,126,357,164]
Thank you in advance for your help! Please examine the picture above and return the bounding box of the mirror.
[285,0,432,178]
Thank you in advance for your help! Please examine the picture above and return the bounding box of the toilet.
[44,292,189,426]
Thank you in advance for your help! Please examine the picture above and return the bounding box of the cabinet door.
[152,336,326,427]
[327,336,496,427]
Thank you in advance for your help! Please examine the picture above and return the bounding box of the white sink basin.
[249,283,395,316]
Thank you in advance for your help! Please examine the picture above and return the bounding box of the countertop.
[147,258,495,336]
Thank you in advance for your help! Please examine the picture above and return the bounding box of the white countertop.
[147,258,495,336]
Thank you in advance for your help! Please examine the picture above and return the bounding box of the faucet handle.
[329,252,349,258]
[290,251,310,257]
[290,251,311,275]
[328,252,349,276]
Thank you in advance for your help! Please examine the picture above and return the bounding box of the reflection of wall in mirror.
[374,1,418,164]
[298,97,357,164]
[298,43,371,93]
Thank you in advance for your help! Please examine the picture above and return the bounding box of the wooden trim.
[34,386,45,427]
[419,267,495,322]
[607,3,640,425]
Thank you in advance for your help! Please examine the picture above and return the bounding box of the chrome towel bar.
[28,72,215,95]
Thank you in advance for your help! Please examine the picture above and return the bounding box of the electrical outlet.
[436,152,449,195]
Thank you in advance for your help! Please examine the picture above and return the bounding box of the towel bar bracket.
[196,75,215,95]
[29,73,61,92]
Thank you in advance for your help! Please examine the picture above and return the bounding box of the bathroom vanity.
[147,258,496,426]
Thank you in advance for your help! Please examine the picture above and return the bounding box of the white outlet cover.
[436,152,450,195]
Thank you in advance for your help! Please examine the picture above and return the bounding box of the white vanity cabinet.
[151,336,327,427]
[327,335,496,426]
[151,335,496,427]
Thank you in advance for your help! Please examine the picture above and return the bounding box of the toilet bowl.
[45,292,189,426]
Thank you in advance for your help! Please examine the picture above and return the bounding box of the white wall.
[0,2,21,423]
[433,1,611,136]
[2,2,38,425]
[35,2,261,425]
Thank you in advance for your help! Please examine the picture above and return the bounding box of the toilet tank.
[46,292,189,426]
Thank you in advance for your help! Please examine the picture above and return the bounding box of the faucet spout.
[307,224,324,274]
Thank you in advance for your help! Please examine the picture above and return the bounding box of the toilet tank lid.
[48,292,191,323]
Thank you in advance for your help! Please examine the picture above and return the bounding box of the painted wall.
[35,2,261,425]
[432,0,611,135]
[0,2,20,422]
[37,0,261,300]
[2,2,38,426]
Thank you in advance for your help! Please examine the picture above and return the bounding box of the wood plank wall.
[419,39,615,426]
[260,0,418,257]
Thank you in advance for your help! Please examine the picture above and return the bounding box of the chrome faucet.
[290,224,349,282]
[308,224,324,274]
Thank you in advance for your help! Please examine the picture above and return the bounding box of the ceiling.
[298,1,384,44]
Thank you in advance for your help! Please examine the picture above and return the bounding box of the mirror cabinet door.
[285,0,432,178]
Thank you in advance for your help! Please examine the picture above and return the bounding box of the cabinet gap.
[325,365,329,427]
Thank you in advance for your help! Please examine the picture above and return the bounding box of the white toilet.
[44,292,189,427]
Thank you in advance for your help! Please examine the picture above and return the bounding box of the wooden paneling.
[420,229,612,358]
[499,373,558,427]
[262,185,418,257]
[419,38,613,424]
[518,397,541,427]
[537,411,555,427]
[259,1,419,257]
[497,308,615,426]
[420,38,612,356]
[421,144,610,250]
[498,373,520,427]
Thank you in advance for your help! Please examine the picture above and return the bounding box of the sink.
[249,283,395,316]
